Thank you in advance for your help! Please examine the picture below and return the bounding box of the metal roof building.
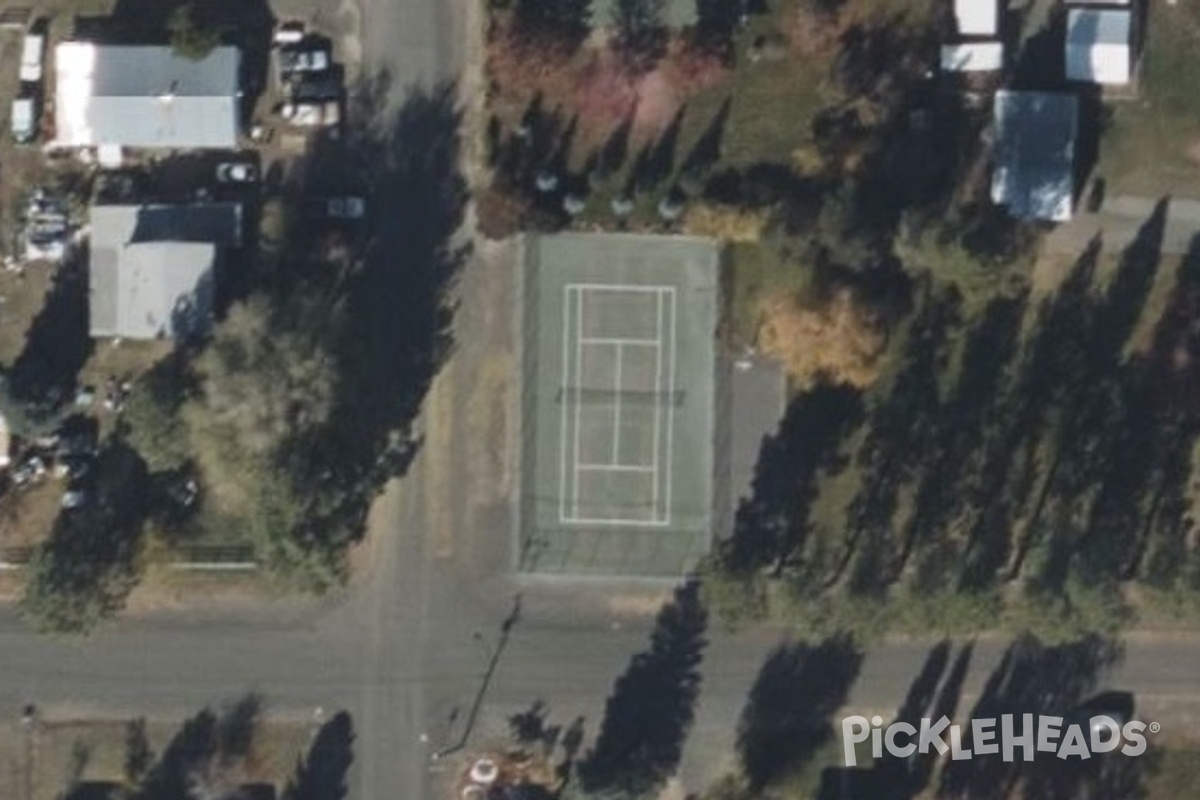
[1066,8,1133,85]
[990,90,1078,223]
[89,203,242,339]
[55,43,240,148]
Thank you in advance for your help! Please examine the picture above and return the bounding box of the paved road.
[1046,195,1200,256]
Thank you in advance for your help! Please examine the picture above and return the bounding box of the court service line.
[557,284,572,525]
[579,336,660,347]
[577,464,656,473]
[565,283,672,294]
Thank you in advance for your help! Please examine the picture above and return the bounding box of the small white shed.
[1066,8,1134,85]
[954,0,999,36]
[941,42,1004,72]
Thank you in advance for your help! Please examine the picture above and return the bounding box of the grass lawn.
[724,240,814,347]
[1098,1,1200,198]
[1144,739,1200,798]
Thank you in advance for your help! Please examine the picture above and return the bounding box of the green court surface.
[518,233,722,578]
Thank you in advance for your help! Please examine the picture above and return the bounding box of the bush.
[168,4,223,60]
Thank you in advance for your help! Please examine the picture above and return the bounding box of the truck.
[19,33,43,83]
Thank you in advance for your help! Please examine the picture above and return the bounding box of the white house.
[1066,8,1134,85]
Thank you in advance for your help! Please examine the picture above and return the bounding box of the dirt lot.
[0,711,314,800]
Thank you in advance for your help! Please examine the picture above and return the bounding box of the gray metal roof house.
[990,90,1079,223]
[89,203,242,339]
[55,42,239,149]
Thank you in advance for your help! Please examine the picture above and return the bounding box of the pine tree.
[611,0,667,67]
[514,0,592,47]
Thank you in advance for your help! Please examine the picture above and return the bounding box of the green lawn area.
[1144,740,1200,799]
[1098,2,1200,197]
[724,241,814,346]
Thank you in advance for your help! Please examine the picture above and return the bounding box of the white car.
[273,21,305,46]
[11,96,34,143]
[19,34,43,83]
[216,162,258,183]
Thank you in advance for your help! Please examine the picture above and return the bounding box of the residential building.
[990,90,1079,222]
[88,202,242,339]
[55,43,240,149]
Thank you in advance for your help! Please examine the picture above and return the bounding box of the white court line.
[577,464,656,473]
[566,283,672,294]
[611,343,623,465]
[650,289,664,519]
[572,286,585,521]
[563,515,672,528]
[579,337,660,347]
[557,284,571,525]
[662,287,678,525]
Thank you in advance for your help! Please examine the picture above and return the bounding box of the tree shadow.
[578,581,708,798]
[284,711,355,800]
[840,289,958,594]
[20,438,149,634]
[680,97,732,185]
[737,632,864,791]
[270,72,468,570]
[718,384,865,577]
[7,253,93,424]
[138,708,219,799]
[937,634,1124,800]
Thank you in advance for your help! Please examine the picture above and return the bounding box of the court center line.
[612,342,623,466]
[650,288,664,519]
[571,286,585,521]
[662,287,678,526]
[557,283,572,525]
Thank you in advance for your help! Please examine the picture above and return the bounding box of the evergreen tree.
[514,0,592,46]
[611,0,667,67]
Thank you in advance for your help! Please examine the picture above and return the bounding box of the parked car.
[19,33,43,83]
[277,44,330,79]
[216,162,258,183]
[11,455,45,488]
[11,95,34,143]
[311,196,366,220]
[61,488,89,510]
[273,20,305,46]
[280,100,340,128]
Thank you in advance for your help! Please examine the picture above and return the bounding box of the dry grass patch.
[757,288,887,390]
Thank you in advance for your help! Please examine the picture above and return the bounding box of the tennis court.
[519,233,722,578]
